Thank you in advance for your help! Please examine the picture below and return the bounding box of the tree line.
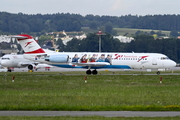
[1,12,180,35]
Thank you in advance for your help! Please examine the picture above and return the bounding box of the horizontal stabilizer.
[10,35,28,39]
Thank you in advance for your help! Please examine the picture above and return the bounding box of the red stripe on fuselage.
[24,48,45,54]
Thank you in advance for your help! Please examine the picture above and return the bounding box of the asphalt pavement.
[0,111,180,117]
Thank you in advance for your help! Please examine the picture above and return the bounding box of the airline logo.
[137,56,148,62]
[25,41,33,47]
[13,56,18,59]
[114,54,149,62]
[114,54,123,59]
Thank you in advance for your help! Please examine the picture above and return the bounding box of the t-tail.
[12,34,45,54]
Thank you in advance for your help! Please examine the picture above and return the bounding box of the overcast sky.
[1,0,180,16]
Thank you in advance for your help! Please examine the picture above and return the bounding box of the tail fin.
[12,34,45,54]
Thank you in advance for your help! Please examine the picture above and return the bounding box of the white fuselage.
[23,52,176,70]
[0,54,52,70]
[1,54,33,68]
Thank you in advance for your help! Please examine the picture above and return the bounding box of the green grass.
[81,27,170,36]
[81,27,97,33]
[113,28,170,36]
[60,69,176,75]
[0,72,180,111]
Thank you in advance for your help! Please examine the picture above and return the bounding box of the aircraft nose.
[164,60,176,68]
[170,60,177,67]
[1,60,8,66]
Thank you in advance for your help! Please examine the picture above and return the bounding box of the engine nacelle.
[28,64,34,70]
[28,64,41,71]
[45,54,69,63]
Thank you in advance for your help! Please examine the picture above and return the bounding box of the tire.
[86,70,91,75]
[92,69,98,75]
[157,71,160,75]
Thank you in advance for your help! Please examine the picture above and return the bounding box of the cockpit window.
[161,57,169,60]
[1,58,10,60]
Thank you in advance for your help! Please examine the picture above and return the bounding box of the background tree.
[2,12,180,34]
[65,38,81,52]
[170,30,179,37]
[105,23,113,34]
[78,33,99,52]
[56,38,65,52]
[89,22,98,30]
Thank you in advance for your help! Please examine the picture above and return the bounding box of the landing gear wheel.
[92,69,98,75]
[86,69,91,75]
[157,71,160,75]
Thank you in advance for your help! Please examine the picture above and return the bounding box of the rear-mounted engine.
[45,54,69,63]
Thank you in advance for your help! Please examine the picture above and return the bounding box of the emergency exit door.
[152,57,157,65]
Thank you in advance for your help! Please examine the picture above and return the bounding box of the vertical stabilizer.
[12,34,45,54]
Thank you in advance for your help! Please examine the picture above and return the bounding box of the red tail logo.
[25,41,33,47]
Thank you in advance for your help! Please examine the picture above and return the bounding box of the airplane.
[0,58,8,72]
[0,54,52,72]
[11,34,176,75]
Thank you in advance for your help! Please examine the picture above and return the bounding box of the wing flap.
[20,63,31,67]
[20,62,39,66]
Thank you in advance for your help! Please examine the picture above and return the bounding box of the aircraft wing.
[71,62,110,67]
[20,63,33,67]
[20,62,39,66]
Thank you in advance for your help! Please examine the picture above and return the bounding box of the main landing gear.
[157,71,160,75]
[86,69,98,75]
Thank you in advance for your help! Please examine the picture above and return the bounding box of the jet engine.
[28,64,35,70]
[45,54,69,63]
[17,62,38,70]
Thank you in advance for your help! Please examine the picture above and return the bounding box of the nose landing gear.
[157,71,160,75]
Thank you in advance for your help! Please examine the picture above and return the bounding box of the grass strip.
[0,72,180,111]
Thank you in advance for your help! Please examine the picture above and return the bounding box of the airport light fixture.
[96,30,106,52]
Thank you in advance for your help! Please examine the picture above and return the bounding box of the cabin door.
[152,57,157,65]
